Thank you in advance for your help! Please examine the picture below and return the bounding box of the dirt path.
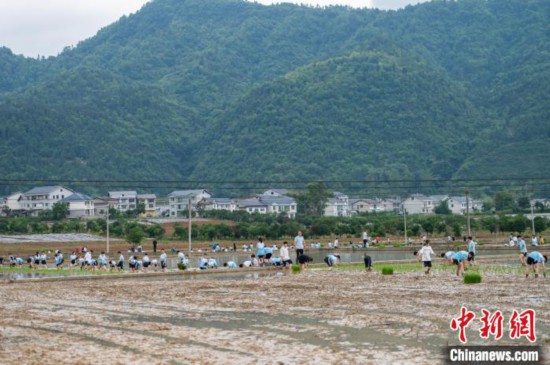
[0,270,548,364]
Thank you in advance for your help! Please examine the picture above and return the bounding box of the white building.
[138,194,157,217]
[63,193,95,219]
[197,197,237,212]
[93,197,118,216]
[237,198,268,214]
[262,189,289,197]
[324,192,351,217]
[108,191,138,212]
[1,192,24,214]
[21,186,75,216]
[260,195,297,218]
[349,199,374,214]
[168,190,211,217]
[447,196,482,215]
[401,194,433,214]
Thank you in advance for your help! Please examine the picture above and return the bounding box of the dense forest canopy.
[0,0,548,197]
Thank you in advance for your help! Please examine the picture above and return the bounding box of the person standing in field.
[517,235,528,265]
[256,237,265,265]
[416,240,435,274]
[280,241,292,267]
[362,231,368,248]
[294,231,305,260]
[467,236,477,266]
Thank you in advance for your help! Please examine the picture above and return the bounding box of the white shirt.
[84,252,92,263]
[243,260,252,267]
[257,241,265,249]
[280,246,290,261]
[362,232,368,240]
[417,246,435,262]
[294,235,304,249]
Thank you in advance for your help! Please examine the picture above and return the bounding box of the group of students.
[512,235,548,278]
[7,248,172,273]
[414,235,548,278]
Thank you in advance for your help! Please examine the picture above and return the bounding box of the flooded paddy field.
[0,267,548,364]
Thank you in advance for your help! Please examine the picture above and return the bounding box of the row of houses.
[4,186,545,220]
[0,187,299,219]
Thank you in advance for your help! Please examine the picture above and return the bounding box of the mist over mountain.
[0,0,548,195]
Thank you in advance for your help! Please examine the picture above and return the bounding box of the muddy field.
[0,269,548,364]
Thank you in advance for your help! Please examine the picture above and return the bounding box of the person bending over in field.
[324,254,340,270]
[297,254,313,270]
[525,251,547,278]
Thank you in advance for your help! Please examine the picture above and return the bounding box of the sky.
[0,0,427,58]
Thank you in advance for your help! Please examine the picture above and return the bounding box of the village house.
[1,192,24,215]
[197,197,237,212]
[93,196,118,216]
[237,198,268,214]
[62,193,95,219]
[108,191,138,212]
[260,195,297,218]
[324,192,351,217]
[168,189,211,217]
[137,194,157,217]
[401,194,434,214]
[349,199,374,214]
[262,189,289,197]
[21,186,75,216]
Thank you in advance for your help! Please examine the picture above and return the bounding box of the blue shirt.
[270,257,282,265]
[452,251,469,262]
[326,255,338,265]
[208,258,218,267]
[264,247,273,255]
[199,258,208,269]
[518,240,528,253]
[227,261,237,268]
[527,251,544,263]
[257,247,265,256]
[444,251,455,260]
[468,241,476,253]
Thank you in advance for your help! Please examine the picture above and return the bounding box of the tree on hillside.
[494,192,516,211]
[52,201,70,220]
[517,196,530,210]
[434,200,451,215]
[291,182,331,217]
[126,227,144,246]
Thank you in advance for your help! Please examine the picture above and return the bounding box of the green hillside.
[0,0,548,195]
[191,50,483,181]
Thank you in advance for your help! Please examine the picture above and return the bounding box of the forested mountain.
[0,0,548,195]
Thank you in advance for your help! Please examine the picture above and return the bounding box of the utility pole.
[403,206,408,245]
[531,203,536,236]
[466,191,471,236]
[188,196,193,266]
[106,209,110,254]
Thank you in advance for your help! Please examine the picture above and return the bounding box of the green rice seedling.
[291,264,301,273]
[464,273,482,284]
[381,266,394,275]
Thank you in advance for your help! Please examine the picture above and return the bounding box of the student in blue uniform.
[199,257,208,270]
[517,236,528,265]
[224,261,238,269]
[269,256,283,266]
[159,250,167,272]
[525,251,547,278]
[117,251,125,271]
[467,237,477,266]
[450,251,472,277]
[208,257,218,269]
[324,254,340,269]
